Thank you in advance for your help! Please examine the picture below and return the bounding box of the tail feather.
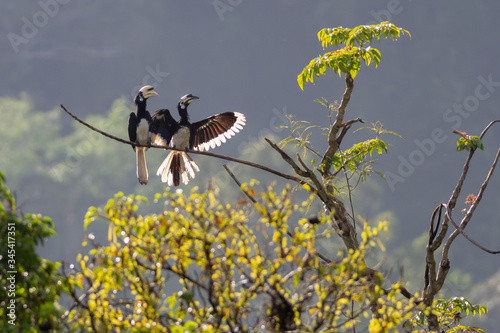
[157,151,199,186]
[173,153,181,187]
[136,147,148,185]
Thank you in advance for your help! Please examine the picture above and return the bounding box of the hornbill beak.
[180,93,199,105]
[139,85,159,99]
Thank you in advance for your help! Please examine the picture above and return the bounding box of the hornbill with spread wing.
[150,93,246,186]
[128,85,158,185]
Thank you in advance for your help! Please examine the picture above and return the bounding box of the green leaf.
[331,138,388,173]
[368,47,382,67]
[297,72,305,90]
[456,136,484,152]
[180,291,194,301]
[348,58,361,79]
[299,22,409,89]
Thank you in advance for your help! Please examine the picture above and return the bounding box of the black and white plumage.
[150,93,246,186]
[128,85,158,185]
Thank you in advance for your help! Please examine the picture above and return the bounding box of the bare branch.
[344,172,357,233]
[60,104,303,184]
[442,147,500,255]
[264,138,309,178]
[445,119,500,212]
[479,119,500,139]
[342,117,365,128]
[222,164,259,206]
[441,123,500,260]
[445,202,500,254]
[336,117,365,146]
[423,120,500,320]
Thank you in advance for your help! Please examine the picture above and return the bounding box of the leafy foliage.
[331,139,387,174]
[277,114,322,158]
[355,121,403,140]
[404,297,488,332]
[0,171,68,332]
[456,136,484,152]
[64,184,417,332]
[297,22,410,89]
[278,109,392,189]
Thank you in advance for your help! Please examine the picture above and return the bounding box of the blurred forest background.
[1,1,499,329]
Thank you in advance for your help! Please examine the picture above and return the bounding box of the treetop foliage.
[297,22,411,89]
[65,183,417,332]
[0,171,67,332]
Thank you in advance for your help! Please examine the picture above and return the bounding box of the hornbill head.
[135,85,159,104]
[178,93,199,110]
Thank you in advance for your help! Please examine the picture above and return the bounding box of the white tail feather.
[157,151,199,186]
[136,148,148,185]
[156,151,174,183]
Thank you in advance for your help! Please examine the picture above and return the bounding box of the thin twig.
[344,172,357,233]
[429,151,475,252]
[445,203,500,254]
[423,120,500,315]
[264,138,308,178]
[479,119,500,139]
[443,147,500,255]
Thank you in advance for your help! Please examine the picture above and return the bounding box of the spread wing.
[150,109,178,146]
[189,112,246,151]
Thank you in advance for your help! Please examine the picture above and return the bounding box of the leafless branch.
[445,202,500,254]
[480,119,500,139]
[422,120,500,329]
[60,104,303,184]
[264,137,309,178]
[336,117,365,145]
[443,147,500,255]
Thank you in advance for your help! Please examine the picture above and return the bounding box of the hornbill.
[150,93,246,186]
[128,85,158,185]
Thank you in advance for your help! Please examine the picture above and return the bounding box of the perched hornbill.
[128,85,158,185]
[150,93,246,186]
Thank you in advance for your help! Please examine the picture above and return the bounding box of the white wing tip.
[194,112,246,151]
